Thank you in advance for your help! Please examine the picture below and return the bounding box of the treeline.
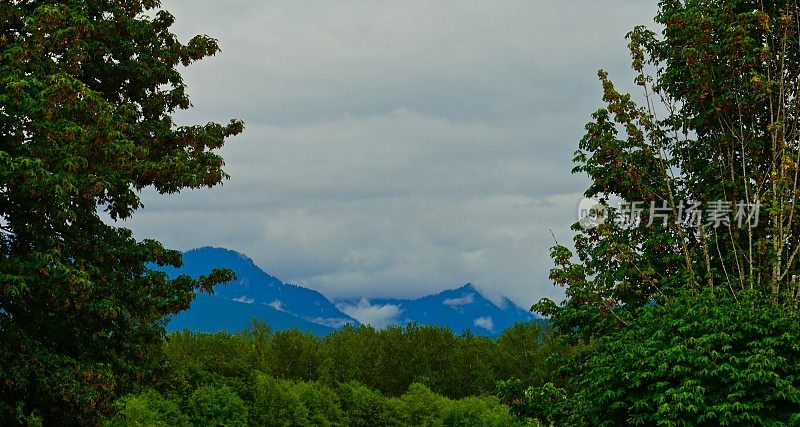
[164,321,565,398]
[105,321,567,426]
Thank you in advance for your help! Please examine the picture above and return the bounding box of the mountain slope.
[161,247,358,332]
[167,292,334,336]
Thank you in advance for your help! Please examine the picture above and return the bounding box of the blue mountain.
[162,247,358,334]
[163,247,536,336]
[339,284,536,336]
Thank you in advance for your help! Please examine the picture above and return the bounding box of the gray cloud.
[336,299,403,328]
[443,293,475,307]
[123,0,659,308]
[474,316,494,331]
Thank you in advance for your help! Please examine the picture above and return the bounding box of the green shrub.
[105,389,188,427]
[249,373,309,426]
[401,383,449,426]
[443,396,518,427]
[292,380,346,426]
[187,385,248,426]
[530,290,800,425]
[338,381,402,426]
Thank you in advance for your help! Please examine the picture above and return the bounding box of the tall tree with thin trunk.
[536,0,800,339]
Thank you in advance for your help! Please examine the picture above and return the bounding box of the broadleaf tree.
[536,0,800,339]
[523,0,800,423]
[0,0,242,423]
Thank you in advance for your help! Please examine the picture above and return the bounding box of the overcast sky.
[122,0,659,308]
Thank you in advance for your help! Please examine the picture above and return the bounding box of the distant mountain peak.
[187,246,257,266]
[438,283,509,309]
[433,283,476,299]
[339,282,535,335]
[163,247,359,333]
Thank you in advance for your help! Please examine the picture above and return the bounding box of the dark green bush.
[249,373,309,426]
[338,381,404,426]
[526,291,800,425]
[444,396,519,427]
[401,382,449,426]
[104,389,188,427]
[292,380,346,426]
[187,385,248,426]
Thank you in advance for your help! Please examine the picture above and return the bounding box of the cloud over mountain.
[336,299,404,329]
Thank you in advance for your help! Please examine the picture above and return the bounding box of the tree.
[268,329,321,381]
[570,291,800,426]
[0,0,242,423]
[443,395,519,427]
[187,385,248,427]
[547,290,800,425]
[105,388,189,427]
[524,0,800,423]
[249,374,311,426]
[337,381,397,427]
[318,325,380,389]
[292,380,347,427]
[400,382,448,426]
[536,0,800,338]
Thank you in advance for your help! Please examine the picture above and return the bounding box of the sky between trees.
[121,0,659,308]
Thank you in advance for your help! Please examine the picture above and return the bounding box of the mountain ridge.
[164,247,537,336]
[337,282,535,334]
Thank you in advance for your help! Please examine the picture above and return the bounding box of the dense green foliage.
[106,321,555,426]
[108,379,525,427]
[526,0,800,424]
[578,291,800,425]
[519,291,800,425]
[161,321,562,399]
[106,389,189,427]
[0,0,242,424]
